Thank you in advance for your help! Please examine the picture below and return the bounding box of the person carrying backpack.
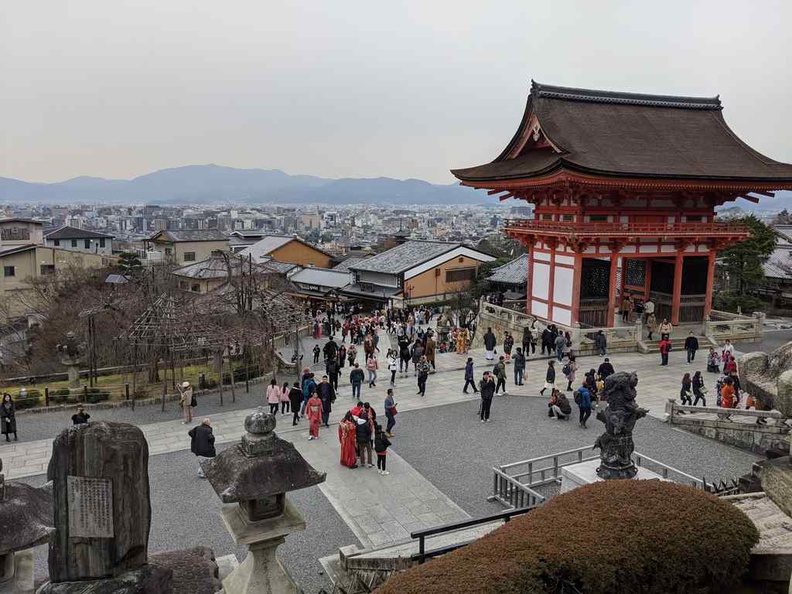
[574,385,594,429]
[562,356,578,391]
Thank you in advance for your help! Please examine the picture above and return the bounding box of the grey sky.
[2,1,790,185]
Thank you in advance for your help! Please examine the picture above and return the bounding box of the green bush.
[85,391,110,404]
[14,389,42,410]
[379,480,759,594]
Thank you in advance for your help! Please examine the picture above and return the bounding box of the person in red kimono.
[306,392,323,440]
[338,412,358,468]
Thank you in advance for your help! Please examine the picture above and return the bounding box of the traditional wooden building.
[452,82,792,328]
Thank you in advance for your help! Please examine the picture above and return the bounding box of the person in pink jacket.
[280,381,291,415]
[265,378,281,414]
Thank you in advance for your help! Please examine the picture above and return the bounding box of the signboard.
[67,476,114,538]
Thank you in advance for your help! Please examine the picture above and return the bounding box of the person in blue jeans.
[462,358,478,394]
[349,363,364,399]
[384,388,397,437]
[513,347,526,386]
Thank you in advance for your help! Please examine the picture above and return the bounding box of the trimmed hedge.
[379,480,758,594]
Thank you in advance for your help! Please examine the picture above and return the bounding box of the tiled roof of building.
[240,235,333,262]
[452,81,792,184]
[488,254,529,285]
[333,257,367,272]
[349,241,460,275]
[173,253,278,280]
[291,267,351,289]
[150,229,228,242]
[45,225,113,240]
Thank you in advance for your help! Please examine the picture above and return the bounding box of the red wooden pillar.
[526,241,535,316]
[547,240,557,322]
[607,252,619,327]
[671,251,684,325]
[703,249,717,319]
[571,252,583,325]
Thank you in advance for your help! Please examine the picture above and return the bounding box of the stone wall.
[669,416,789,456]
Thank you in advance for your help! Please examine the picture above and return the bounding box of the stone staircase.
[319,518,509,593]
[637,334,717,354]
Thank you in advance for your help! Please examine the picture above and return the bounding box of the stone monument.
[0,457,54,594]
[593,372,648,480]
[55,332,86,389]
[204,408,326,594]
[38,422,172,593]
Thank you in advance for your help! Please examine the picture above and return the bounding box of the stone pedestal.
[220,500,306,594]
[60,358,83,389]
[560,459,668,494]
[0,550,34,594]
[47,422,151,583]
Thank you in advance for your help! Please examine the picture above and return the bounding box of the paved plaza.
[0,332,769,592]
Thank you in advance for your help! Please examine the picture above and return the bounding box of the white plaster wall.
[532,262,550,299]
[553,307,571,326]
[532,300,548,319]
[555,254,575,266]
[534,252,551,262]
[553,267,574,306]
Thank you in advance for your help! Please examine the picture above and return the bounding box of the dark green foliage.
[716,215,777,312]
[117,251,142,275]
[85,388,110,404]
[379,480,759,594]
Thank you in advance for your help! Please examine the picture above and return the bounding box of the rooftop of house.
[172,253,278,280]
[239,234,332,261]
[290,267,351,289]
[45,225,114,240]
[349,240,463,275]
[332,257,368,272]
[488,254,529,285]
[149,229,229,243]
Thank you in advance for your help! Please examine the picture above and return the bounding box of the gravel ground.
[389,396,760,517]
[23,441,359,594]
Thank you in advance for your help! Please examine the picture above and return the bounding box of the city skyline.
[2,1,791,185]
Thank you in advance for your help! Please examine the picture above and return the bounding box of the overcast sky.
[2,1,790,185]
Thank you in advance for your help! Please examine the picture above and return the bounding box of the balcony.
[504,219,750,243]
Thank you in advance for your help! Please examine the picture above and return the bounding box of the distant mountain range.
[2,165,790,210]
[0,164,489,205]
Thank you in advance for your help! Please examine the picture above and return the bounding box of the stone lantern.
[203,408,326,594]
[0,458,54,594]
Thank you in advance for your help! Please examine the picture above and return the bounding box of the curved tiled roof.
[488,254,529,285]
[452,81,792,185]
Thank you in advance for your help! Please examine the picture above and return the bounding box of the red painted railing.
[504,219,750,237]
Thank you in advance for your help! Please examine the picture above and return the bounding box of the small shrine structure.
[452,82,792,328]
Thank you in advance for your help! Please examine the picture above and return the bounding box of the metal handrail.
[492,447,714,509]
[410,506,535,564]
[503,219,750,236]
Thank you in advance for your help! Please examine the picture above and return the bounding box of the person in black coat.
[597,358,614,380]
[288,382,303,426]
[1,394,17,442]
[188,418,216,478]
[483,328,497,360]
[479,372,495,422]
[684,332,700,364]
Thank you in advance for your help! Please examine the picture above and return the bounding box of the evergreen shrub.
[378,480,758,594]
[14,389,42,410]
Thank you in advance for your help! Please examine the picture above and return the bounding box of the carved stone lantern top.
[204,408,326,518]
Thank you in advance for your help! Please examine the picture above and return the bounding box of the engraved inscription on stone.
[67,476,114,538]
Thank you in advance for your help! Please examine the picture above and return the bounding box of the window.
[686,215,703,222]
[445,267,476,283]
[590,215,608,222]
[4,266,15,277]
[542,213,553,220]
[562,214,573,221]
[84,239,91,249]
[53,239,60,247]
[99,238,106,248]
[71,239,78,247]
[183,252,196,262]
[191,283,201,292]
[40,264,55,275]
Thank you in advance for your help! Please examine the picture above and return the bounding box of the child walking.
[374,423,392,476]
